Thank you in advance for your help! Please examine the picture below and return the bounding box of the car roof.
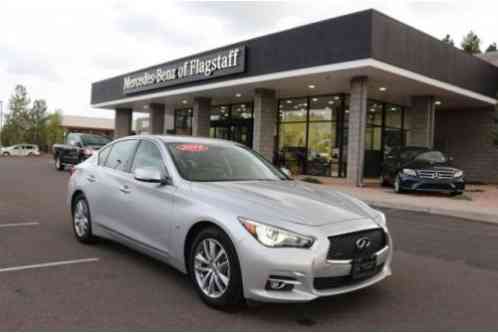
[118,135,240,146]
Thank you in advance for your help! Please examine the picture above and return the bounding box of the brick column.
[253,88,277,160]
[192,97,211,137]
[347,76,368,187]
[164,105,175,134]
[149,103,165,135]
[406,96,435,148]
[114,108,132,139]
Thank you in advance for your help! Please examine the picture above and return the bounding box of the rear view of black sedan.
[381,146,465,196]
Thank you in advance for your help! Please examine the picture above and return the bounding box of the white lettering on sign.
[123,47,243,93]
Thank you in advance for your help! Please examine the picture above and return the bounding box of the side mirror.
[280,167,292,178]
[134,167,171,185]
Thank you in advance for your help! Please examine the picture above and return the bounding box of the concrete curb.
[365,200,498,225]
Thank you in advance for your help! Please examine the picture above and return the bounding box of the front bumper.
[399,174,465,193]
[237,220,392,303]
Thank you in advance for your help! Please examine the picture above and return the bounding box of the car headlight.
[402,168,417,177]
[372,209,387,228]
[454,170,463,178]
[238,217,315,248]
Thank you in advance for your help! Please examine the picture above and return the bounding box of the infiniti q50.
[67,135,392,309]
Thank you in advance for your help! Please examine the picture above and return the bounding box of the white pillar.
[149,103,165,135]
[253,88,277,161]
[347,76,368,187]
[192,97,211,137]
[407,96,435,148]
[114,108,132,139]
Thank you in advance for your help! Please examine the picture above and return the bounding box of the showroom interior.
[91,9,498,185]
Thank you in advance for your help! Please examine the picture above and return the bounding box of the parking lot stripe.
[0,222,40,228]
[0,258,99,273]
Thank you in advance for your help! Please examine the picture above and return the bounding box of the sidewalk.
[297,176,498,224]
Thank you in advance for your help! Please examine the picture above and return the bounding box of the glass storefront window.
[231,103,253,119]
[279,98,307,122]
[367,101,383,126]
[309,96,339,121]
[278,122,307,175]
[174,108,192,135]
[210,105,230,121]
[385,104,402,128]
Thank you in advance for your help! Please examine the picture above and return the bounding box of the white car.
[1,144,40,157]
[68,135,392,309]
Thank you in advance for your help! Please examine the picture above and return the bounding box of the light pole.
[0,100,3,147]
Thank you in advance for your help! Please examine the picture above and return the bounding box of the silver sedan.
[67,135,392,309]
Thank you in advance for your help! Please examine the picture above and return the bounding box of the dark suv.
[380,146,465,196]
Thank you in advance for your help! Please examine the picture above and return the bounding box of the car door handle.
[119,185,131,194]
[87,175,97,183]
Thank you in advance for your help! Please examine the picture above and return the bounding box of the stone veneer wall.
[434,106,498,183]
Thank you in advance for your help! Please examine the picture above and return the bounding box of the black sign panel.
[122,46,246,94]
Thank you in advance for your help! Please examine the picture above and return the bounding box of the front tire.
[189,226,244,310]
[2,152,10,157]
[72,194,96,244]
[55,155,64,171]
[394,173,404,193]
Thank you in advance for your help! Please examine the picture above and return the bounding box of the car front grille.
[417,169,455,180]
[327,228,386,260]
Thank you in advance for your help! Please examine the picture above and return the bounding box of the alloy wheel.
[193,238,231,299]
[73,200,90,238]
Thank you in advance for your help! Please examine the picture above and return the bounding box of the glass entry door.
[210,104,254,147]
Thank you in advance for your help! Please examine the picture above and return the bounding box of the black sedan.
[380,146,465,196]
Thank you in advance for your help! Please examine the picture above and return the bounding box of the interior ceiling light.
[328,101,334,105]
[334,96,340,100]
[286,100,293,104]
[235,93,242,97]
[435,100,442,105]
[379,87,387,92]
[182,100,188,104]
[308,84,316,89]
[312,98,318,102]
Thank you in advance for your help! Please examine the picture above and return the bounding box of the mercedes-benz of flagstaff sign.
[123,46,246,94]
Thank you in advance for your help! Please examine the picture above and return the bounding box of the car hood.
[193,180,377,227]
[403,160,459,171]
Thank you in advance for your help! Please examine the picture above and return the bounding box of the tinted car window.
[104,140,138,172]
[131,140,165,174]
[67,134,79,145]
[166,143,285,182]
[414,151,447,163]
[81,134,111,146]
[98,145,113,166]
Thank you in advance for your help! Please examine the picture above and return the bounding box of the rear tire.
[380,174,389,187]
[188,226,244,310]
[55,155,64,171]
[72,194,96,244]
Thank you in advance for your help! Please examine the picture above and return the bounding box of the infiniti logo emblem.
[355,237,371,250]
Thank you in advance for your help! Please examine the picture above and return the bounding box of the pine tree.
[461,31,482,54]
[486,42,497,53]
[442,34,454,46]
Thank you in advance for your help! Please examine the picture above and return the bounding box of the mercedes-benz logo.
[355,237,371,251]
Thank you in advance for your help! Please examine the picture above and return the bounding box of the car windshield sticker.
[176,144,209,152]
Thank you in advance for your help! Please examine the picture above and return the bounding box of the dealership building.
[91,9,498,185]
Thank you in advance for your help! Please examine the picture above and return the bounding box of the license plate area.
[351,255,377,280]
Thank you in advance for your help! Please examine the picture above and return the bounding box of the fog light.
[265,277,295,291]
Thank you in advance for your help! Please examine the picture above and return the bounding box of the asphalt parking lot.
[1,156,498,330]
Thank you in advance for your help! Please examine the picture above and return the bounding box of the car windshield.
[414,150,447,163]
[166,142,287,182]
[81,134,111,146]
